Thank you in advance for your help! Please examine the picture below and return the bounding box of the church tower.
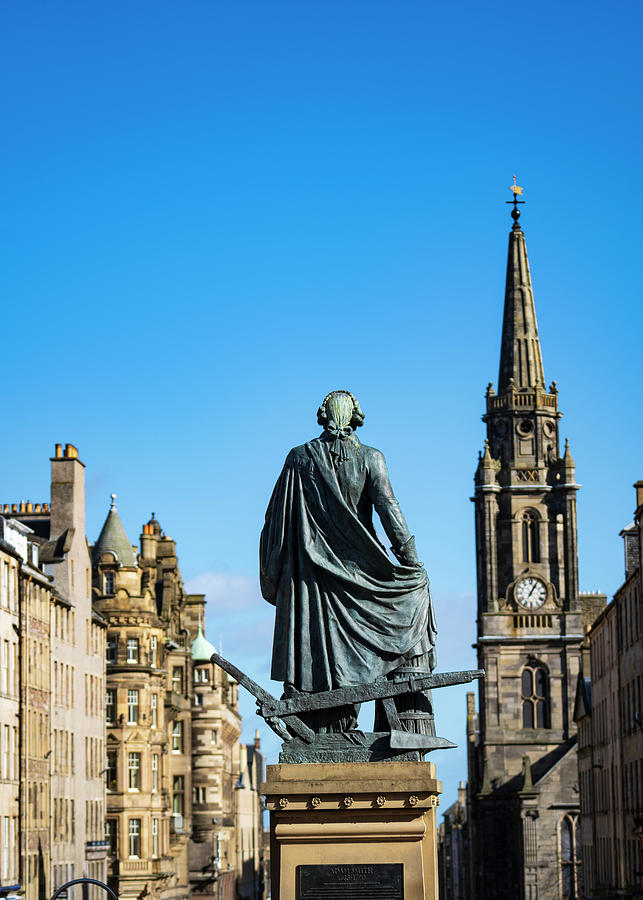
[467,190,586,900]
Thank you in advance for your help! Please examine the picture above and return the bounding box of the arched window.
[522,510,540,562]
[521,662,550,728]
[559,814,580,898]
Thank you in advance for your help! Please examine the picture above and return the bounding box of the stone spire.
[497,192,546,392]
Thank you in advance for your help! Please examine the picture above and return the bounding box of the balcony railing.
[487,391,558,412]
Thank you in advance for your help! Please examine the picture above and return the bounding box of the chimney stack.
[634,480,643,511]
[50,442,85,541]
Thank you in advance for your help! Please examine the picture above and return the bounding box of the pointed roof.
[191,625,216,662]
[92,494,137,567]
[498,207,546,392]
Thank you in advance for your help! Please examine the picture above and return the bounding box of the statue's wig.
[317,390,365,429]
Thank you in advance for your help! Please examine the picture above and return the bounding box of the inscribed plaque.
[297,863,404,899]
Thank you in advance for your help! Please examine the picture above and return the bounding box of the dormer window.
[126,639,139,664]
[104,571,115,595]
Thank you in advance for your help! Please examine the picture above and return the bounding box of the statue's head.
[317,390,365,430]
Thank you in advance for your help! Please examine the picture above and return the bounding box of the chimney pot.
[64,444,78,459]
[26,502,33,512]
[11,504,17,513]
[35,504,41,513]
[19,502,26,513]
[55,444,62,458]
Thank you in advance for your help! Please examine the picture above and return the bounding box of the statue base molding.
[262,761,442,900]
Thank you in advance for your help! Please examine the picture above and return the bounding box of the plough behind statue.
[211,651,484,762]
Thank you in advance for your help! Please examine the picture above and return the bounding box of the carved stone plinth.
[262,761,441,900]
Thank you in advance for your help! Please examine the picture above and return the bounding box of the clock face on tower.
[515,577,547,609]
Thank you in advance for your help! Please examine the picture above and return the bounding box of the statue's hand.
[392,535,423,567]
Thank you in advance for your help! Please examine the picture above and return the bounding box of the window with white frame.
[128,752,141,790]
[2,725,9,778]
[105,819,117,856]
[106,689,116,725]
[7,567,15,611]
[128,819,141,857]
[106,751,117,791]
[0,562,7,608]
[126,638,139,664]
[127,690,139,724]
[104,571,115,596]
[1,640,8,693]
[152,818,159,858]
[150,635,158,667]
[171,721,182,753]
[2,816,9,880]
[152,753,159,792]
[151,693,158,728]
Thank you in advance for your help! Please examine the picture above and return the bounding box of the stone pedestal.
[262,761,441,900]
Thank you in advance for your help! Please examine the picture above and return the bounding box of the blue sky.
[2,0,641,814]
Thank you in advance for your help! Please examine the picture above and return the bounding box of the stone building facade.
[0,515,57,900]
[1,444,109,900]
[185,596,265,900]
[0,521,22,900]
[465,204,603,900]
[1,445,264,900]
[93,503,264,900]
[574,481,643,897]
[3,444,106,900]
[438,782,469,900]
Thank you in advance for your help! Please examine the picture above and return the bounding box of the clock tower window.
[521,663,550,728]
[522,510,540,563]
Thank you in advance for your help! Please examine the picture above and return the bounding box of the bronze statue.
[211,391,483,762]
[261,390,436,742]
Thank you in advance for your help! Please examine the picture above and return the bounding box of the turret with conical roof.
[92,494,137,567]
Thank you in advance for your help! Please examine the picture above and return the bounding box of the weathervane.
[506,174,525,228]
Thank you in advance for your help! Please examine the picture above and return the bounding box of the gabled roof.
[92,495,136,567]
[532,736,578,787]
[573,673,592,722]
[489,737,578,797]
